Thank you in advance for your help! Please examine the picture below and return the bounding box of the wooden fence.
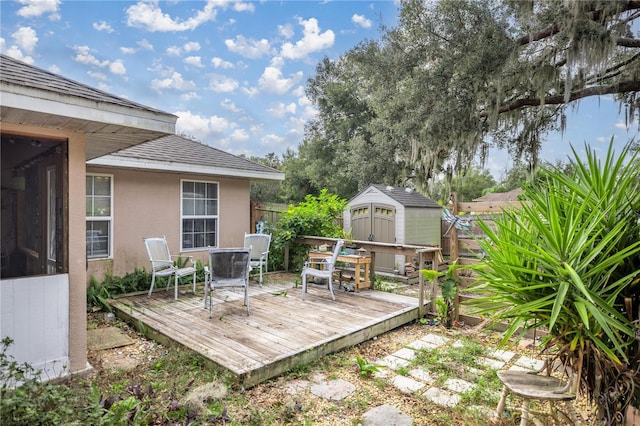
[249,201,288,233]
[446,192,522,322]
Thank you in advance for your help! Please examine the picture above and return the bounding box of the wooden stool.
[495,370,580,426]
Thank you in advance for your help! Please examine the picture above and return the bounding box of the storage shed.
[343,184,441,274]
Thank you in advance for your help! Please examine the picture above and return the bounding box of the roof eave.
[87,156,286,181]
[1,86,177,160]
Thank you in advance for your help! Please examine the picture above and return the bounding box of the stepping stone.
[310,378,356,401]
[373,368,392,379]
[391,375,426,394]
[87,326,134,351]
[180,381,228,410]
[422,387,460,407]
[406,339,440,351]
[283,379,309,395]
[421,333,448,346]
[478,357,505,370]
[488,349,516,362]
[362,405,413,426]
[392,347,417,361]
[444,378,475,393]
[514,356,545,371]
[408,367,436,384]
[377,354,410,370]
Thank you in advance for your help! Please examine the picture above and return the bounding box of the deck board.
[109,279,426,387]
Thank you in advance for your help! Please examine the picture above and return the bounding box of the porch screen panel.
[181,181,218,250]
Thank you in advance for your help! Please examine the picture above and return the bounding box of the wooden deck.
[109,277,427,388]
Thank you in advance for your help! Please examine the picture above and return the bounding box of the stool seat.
[497,370,575,401]
[495,369,580,426]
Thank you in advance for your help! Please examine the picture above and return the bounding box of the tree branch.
[484,80,640,115]
[516,1,640,46]
[617,37,640,48]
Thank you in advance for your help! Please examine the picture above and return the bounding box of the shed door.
[350,203,396,272]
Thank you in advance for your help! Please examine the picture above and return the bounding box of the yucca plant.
[467,139,640,425]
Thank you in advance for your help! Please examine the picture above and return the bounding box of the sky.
[1,0,638,180]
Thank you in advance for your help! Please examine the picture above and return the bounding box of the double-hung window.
[181,180,218,250]
[86,174,112,259]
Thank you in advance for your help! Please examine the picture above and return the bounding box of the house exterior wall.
[0,122,89,379]
[86,167,251,282]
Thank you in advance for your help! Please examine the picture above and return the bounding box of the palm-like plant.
[468,140,640,424]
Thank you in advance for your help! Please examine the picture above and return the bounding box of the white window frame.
[86,173,113,260]
[180,179,219,251]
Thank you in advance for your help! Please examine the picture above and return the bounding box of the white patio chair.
[301,239,344,301]
[244,233,271,286]
[143,236,197,300]
[205,248,251,318]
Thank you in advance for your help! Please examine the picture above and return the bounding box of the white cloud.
[125,0,218,32]
[175,110,231,141]
[180,92,200,101]
[184,56,204,67]
[72,45,109,67]
[233,1,255,12]
[210,115,231,133]
[280,17,334,60]
[221,98,241,112]
[229,128,250,142]
[183,41,201,52]
[3,46,35,65]
[225,35,272,59]
[258,57,303,95]
[278,23,294,39]
[615,120,630,129]
[209,74,239,92]
[12,27,37,54]
[292,85,305,97]
[121,47,137,54]
[93,21,114,33]
[262,133,286,147]
[138,39,154,51]
[211,57,234,69]
[109,60,126,75]
[48,64,60,74]
[16,0,60,19]
[166,46,182,56]
[268,102,297,118]
[151,72,197,92]
[352,14,372,29]
[87,70,108,81]
[241,86,259,97]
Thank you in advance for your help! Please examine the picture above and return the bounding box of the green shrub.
[270,189,347,271]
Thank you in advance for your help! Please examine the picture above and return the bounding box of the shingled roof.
[88,134,284,181]
[1,54,176,159]
[353,184,440,208]
[0,54,169,113]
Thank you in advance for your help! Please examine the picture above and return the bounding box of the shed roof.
[88,134,284,181]
[351,184,441,208]
[0,54,176,159]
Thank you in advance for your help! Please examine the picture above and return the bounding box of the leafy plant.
[271,189,347,271]
[0,337,75,425]
[355,355,380,377]
[87,275,112,312]
[467,139,640,424]
[420,267,459,327]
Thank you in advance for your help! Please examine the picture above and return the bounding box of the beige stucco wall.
[1,122,88,374]
[86,167,251,281]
